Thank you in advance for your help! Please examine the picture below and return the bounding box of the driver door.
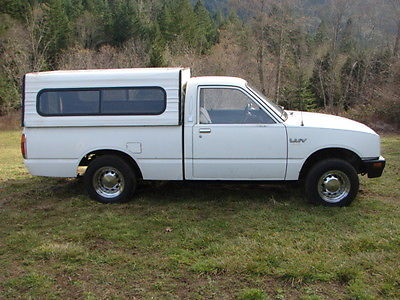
[192,86,287,180]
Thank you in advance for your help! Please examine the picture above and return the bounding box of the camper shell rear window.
[37,87,167,116]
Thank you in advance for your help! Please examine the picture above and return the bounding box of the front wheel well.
[299,148,362,181]
[78,150,143,179]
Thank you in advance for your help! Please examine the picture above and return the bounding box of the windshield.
[247,84,288,121]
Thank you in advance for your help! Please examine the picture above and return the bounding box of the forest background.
[0,0,399,130]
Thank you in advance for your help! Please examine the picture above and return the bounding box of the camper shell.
[23,68,191,127]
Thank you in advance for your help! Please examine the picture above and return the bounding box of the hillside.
[0,0,399,129]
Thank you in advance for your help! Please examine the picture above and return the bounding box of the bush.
[0,75,20,115]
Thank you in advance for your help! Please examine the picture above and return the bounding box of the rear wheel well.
[299,148,362,181]
[79,150,143,179]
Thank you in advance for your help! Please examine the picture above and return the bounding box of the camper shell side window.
[37,87,167,116]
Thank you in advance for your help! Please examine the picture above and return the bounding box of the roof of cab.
[189,76,247,87]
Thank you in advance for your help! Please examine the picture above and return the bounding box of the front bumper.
[361,156,386,178]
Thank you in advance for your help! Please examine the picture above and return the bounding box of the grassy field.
[0,130,399,299]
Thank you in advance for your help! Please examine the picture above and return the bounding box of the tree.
[339,55,366,109]
[0,6,49,113]
[157,0,217,54]
[73,10,104,49]
[310,53,335,108]
[158,0,198,46]
[213,9,225,28]
[282,80,317,111]
[339,17,355,53]
[194,0,217,52]
[317,0,350,54]
[233,0,297,104]
[42,0,71,67]
[387,0,400,56]
[0,0,31,21]
[314,20,328,45]
[148,24,166,67]
[104,0,141,46]
[158,2,175,41]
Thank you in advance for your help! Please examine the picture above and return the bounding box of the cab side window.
[199,88,275,124]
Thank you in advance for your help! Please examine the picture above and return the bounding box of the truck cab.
[22,68,385,207]
[184,76,287,181]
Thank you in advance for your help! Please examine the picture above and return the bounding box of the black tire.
[305,158,359,207]
[84,155,137,204]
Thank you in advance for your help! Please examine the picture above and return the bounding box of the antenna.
[300,111,304,127]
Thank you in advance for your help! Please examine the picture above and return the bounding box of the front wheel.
[84,155,137,204]
[305,159,359,207]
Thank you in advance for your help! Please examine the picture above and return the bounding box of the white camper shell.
[22,68,385,207]
[23,68,191,180]
[24,68,191,127]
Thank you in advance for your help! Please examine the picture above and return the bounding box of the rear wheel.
[305,159,359,207]
[84,155,136,204]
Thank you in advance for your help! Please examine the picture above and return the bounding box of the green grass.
[0,130,399,299]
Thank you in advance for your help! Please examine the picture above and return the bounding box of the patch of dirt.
[0,111,21,130]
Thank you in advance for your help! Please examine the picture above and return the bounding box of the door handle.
[199,128,211,134]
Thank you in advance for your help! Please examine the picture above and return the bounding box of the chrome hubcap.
[318,170,351,203]
[93,167,125,199]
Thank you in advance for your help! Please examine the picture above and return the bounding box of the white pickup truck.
[22,68,385,206]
